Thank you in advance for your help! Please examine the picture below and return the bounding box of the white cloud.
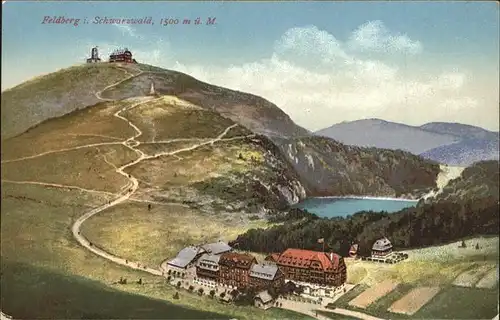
[435,72,467,90]
[348,20,423,55]
[440,97,478,111]
[274,25,351,65]
[113,24,145,40]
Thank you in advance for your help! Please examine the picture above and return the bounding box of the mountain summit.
[1,63,309,140]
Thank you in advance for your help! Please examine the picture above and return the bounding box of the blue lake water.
[295,197,418,218]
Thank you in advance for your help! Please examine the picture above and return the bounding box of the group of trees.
[233,193,499,256]
[167,269,185,278]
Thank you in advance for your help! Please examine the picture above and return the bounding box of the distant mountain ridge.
[420,138,499,166]
[315,118,499,166]
[420,122,499,141]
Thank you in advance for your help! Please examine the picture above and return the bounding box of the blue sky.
[2,1,499,131]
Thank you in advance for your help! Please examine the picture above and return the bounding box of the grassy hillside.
[1,183,313,320]
[433,160,499,202]
[0,95,312,319]
[1,63,138,140]
[100,63,311,138]
[2,62,309,142]
[1,96,307,214]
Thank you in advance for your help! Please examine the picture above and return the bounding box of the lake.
[295,197,419,218]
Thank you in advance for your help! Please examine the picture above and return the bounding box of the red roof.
[265,253,280,262]
[276,248,342,272]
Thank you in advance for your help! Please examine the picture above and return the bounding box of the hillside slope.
[271,136,440,199]
[1,96,307,215]
[1,64,137,140]
[420,122,499,140]
[1,63,309,141]
[431,160,499,203]
[315,119,460,154]
[103,64,311,138]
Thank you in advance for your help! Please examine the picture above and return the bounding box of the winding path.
[2,65,385,320]
[70,94,239,276]
[2,66,245,291]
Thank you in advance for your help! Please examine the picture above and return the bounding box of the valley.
[1,63,498,320]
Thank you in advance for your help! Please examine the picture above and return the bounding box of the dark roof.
[110,48,132,56]
[196,254,221,271]
[167,246,205,268]
[201,241,232,255]
[250,263,280,280]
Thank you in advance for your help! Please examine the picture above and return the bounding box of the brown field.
[80,200,269,268]
[388,286,441,315]
[475,267,499,289]
[123,97,245,142]
[126,141,261,189]
[1,144,136,193]
[348,279,400,309]
[452,264,494,287]
[1,101,134,160]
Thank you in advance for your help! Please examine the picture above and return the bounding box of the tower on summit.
[86,46,101,63]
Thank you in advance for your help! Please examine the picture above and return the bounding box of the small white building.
[371,237,393,257]
[254,290,274,310]
[289,279,346,298]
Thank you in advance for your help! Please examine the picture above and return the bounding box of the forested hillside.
[232,161,499,256]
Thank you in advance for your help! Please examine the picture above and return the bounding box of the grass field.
[0,183,313,320]
[1,63,134,139]
[137,139,210,156]
[476,267,499,289]
[453,264,494,287]
[2,144,135,194]
[126,141,264,193]
[331,280,498,319]
[348,280,399,309]
[414,285,499,319]
[345,237,499,287]
[80,200,270,267]
[388,286,441,315]
[335,238,499,319]
[122,96,250,142]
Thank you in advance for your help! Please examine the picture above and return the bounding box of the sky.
[2,1,499,132]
